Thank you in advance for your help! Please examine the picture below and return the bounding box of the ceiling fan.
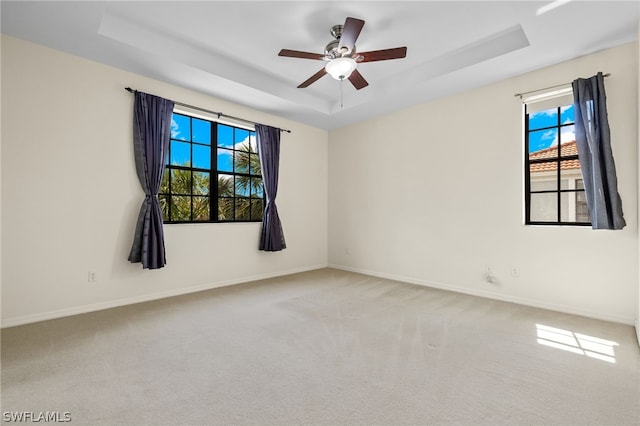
[278,17,407,90]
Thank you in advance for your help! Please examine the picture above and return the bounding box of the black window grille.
[159,113,264,223]
[525,104,590,226]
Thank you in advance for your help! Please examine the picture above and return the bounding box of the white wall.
[0,35,3,324]
[329,42,639,325]
[637,20,640,345]
[2,35,638,328]
[0,36,328,326]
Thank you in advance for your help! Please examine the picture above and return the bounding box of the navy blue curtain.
[256,124,286,251]
[572,73,625,230]
[128,92,175,268]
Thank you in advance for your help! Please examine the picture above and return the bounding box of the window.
[525,103,590,225]
[159,112,264,223]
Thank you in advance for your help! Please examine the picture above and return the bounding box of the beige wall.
[637,20,640,345]
[2,34,639,329]
[1,36,328,326]
[0,35,3,324]
[329,42,639,324]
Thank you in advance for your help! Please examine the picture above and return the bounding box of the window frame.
[524,104,590,226]
[160,111,264,224]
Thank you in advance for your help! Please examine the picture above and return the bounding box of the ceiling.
[1,1,638,130]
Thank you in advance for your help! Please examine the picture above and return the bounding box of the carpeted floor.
[2,268,639,425]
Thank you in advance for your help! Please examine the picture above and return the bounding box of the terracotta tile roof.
[529,141,581,173]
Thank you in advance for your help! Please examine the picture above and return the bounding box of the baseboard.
[0,263,328,329]
[328,263,636,326]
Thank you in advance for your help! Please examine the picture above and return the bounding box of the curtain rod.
[514,73,611,99]
[125,87,291,133]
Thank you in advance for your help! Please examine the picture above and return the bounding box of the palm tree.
[160,140,264,222]
[160,165,210,221]
[220,143,263,221]
[217,174,234,221]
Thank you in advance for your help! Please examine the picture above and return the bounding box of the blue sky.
[169,114,256,171]
[168,114,261,197]
[528,105,575,153]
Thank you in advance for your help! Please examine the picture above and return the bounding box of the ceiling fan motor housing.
[330,24,343,39]
[325,24,355,59]
[325,40,355,59]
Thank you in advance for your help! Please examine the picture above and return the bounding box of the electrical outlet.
[484,266,495,284]
[88,271,98,283]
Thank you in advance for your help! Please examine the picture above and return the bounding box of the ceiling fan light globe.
[325,57,357,80]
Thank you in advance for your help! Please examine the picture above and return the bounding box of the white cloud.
[541,129,556,142]
[171,118,180,139]
[233,134,257,152]
[551,126,575,146]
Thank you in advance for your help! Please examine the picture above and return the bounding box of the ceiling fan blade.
[297,68,327,88]
[348,69,368,90]
[279,49,325,60]
[338,17,365,53]
[358,47,407,63]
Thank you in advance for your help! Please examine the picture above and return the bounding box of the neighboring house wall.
[529,170,586,223]
[0,35,329,326]
[528,142,587,223]
[329,42,639,324]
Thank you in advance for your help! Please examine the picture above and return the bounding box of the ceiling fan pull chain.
[340,78,344,108]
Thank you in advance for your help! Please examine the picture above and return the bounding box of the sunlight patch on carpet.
[536,324,618,363]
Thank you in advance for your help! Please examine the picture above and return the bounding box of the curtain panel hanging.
[256,124,286,251]
[128,91,175,268]
[572,72,625,230]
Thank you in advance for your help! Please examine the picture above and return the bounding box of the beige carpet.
[2,268,639,425]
